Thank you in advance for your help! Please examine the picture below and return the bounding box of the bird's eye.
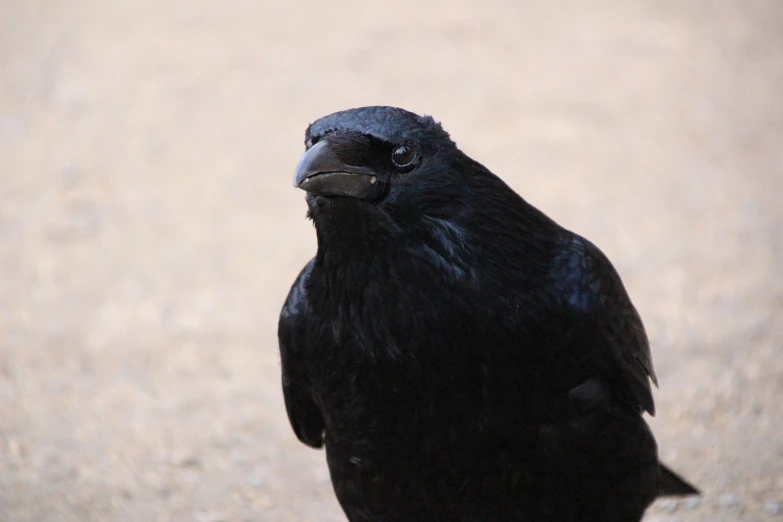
[391,145,418,168]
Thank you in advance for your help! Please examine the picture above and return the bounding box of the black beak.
[293,141,378,198]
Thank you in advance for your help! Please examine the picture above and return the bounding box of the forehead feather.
[305,106,451,145]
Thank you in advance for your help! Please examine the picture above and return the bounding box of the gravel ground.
[1,0,782,520]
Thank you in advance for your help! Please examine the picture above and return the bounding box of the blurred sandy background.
[1,0,782,520]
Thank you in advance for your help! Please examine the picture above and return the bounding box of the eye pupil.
[392,145,417,168]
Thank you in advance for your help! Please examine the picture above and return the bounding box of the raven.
[279,106,698,521]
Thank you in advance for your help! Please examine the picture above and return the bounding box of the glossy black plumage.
[279,106,698,521]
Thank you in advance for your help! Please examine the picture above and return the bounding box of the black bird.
[278,106,698,522]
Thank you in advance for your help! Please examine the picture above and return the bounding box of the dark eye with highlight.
[391,145,418,169]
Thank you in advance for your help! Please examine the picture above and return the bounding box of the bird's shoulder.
[549,234,658,415]
[549,235,639,323]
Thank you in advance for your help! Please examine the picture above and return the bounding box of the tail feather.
[659,463,699,497]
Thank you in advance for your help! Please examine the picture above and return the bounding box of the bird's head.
[292,106,559,279]
[293,106,463,214]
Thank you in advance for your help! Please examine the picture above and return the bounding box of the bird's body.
[279,106,697,521]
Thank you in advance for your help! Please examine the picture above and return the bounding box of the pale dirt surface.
[1,0,782,520]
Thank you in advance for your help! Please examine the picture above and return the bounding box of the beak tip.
[293,141,328,188]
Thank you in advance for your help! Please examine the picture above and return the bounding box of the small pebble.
[717,493,741,510]
[194,510,228,522]
[764,500,783,515]
[657,498,679,513]
[7,439,26,460]
[178,456,202,468]
[183,470,202,484]
[249,470,266,488]
[168,449,201,468]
